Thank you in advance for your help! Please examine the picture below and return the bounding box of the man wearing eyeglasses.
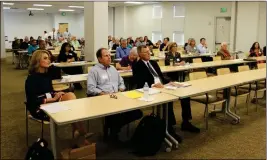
[132,45,200,143]
[87,48,143,143]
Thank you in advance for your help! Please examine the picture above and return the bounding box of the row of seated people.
[25,45,200,147]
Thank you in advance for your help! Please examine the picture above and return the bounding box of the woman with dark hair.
[57,42,83,89]
[25,50,90,145]
[249,42,263,57]
[127,38,133,49]
[144,36,153,47]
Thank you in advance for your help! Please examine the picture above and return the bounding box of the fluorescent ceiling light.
[124,2,144,4]
[3,2,14,5]
[33,4,52,7]
[59,9,75,12]
[27,8,44,11]
[68,6,84,8]
[3,7,10,9]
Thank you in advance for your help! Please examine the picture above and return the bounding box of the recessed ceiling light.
[3,7,10,9]
[3,2,14,5]
[124,2,144,4]
[27,8,44,11]
[68,6,84,8]
[59,9,75,12]
[33,4,52,7]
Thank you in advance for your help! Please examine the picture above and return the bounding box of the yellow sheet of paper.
[124,91,143,99]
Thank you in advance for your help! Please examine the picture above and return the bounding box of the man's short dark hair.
[48,36,51,39]
[164,37,170,41]
[96,48,107,58]
[200,38,206,42]
[137,45,147,54]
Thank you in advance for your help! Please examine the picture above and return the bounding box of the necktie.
[147,62,158,77]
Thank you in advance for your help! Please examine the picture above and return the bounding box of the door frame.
[213,16,231,52]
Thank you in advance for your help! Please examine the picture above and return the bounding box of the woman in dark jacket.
[58,42,83,89]
[25,50,89,143]
[249,42,263,57]
[165,42,185,81]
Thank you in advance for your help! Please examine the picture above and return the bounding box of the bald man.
[116,47,138,70]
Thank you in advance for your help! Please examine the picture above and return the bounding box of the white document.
[136,88,161,95]
[41,104,69,114]
[165,82,191,90]
[138,97,154,102]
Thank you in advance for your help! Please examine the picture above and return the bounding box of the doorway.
[214,17,231,52]
[58,23,68,34]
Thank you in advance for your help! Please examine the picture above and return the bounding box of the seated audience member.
[154,40,162,49]
[20,36,30,50]
[160,37,170,51]
[25,50,89,145]
[116,47,138,70]
[116,39,131,59]
[144,36,154,47]
[135,37,146,47]
[112,39,120,50]
[28,39,39,56]
[36,36,42,45]
[109,37,116,49]
[129,36,134,45]
[46,36,53,47]
[184,38,191,50]
[127,38,133,49]
[71,36,81,49]
[30,36,34,42]
[37,40,56,63]
[197,38,208,54]
[79,38,85,47]
[54,37,64,47]
[185,38,198,54]
[87,48,143,142]
[20,39,23,44]
[58,42,83,89]
[263,46,266,56]
[165,42,185,81]
[217,42,232,60]
[165,42,185,66]
[57,29,62,39]
[132,45,200,142]
[249,42,263,57]
[108,35,112,45]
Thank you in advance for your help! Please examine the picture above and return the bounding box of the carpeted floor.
[1,54,266,159]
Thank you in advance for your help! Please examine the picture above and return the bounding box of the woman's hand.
[53,92,65,101]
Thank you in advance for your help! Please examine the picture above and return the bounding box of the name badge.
[176,58,180,62]
[69,53,72,56]
[45,93,52,99]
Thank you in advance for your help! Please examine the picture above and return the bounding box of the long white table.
[41,92,178,157]
[160,68,266,123]
[52,61,97,68]
[52,59,262,85]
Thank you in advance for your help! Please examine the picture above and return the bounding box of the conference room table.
[52,59,262,85]
[43,68,266,158]
[41,92,178,157]
[51,61,97,68]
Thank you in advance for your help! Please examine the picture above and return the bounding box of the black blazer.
[263,46,266,56]
[132,59,169,89]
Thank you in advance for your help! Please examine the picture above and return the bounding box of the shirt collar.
[96,63,110,69]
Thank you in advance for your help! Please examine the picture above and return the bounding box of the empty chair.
[189,71,226,129]
[217,68,251,114]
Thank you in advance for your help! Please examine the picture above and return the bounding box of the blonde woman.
[25,50,89,144]
[185,38,198,54]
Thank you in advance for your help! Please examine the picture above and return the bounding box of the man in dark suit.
[132,45,200,141]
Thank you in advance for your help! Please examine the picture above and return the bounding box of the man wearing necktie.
[115,39,131,59]
[132,45,200,143]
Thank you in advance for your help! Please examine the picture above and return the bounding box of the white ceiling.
[2,2,159,13]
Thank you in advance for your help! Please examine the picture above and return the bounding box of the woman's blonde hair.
[168,42,178,52]
[28,50,50,74]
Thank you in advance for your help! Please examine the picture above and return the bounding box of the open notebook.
[165,82,191,90]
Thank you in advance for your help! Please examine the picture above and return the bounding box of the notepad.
[165,82,191,90]
[123,90,143,99]
[118,70,132,73]
[136,88,161,95]
[41,104,69,114]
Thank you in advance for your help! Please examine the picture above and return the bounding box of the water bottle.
[143,82,149,100]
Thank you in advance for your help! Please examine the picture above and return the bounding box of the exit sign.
[220,8,227,13]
